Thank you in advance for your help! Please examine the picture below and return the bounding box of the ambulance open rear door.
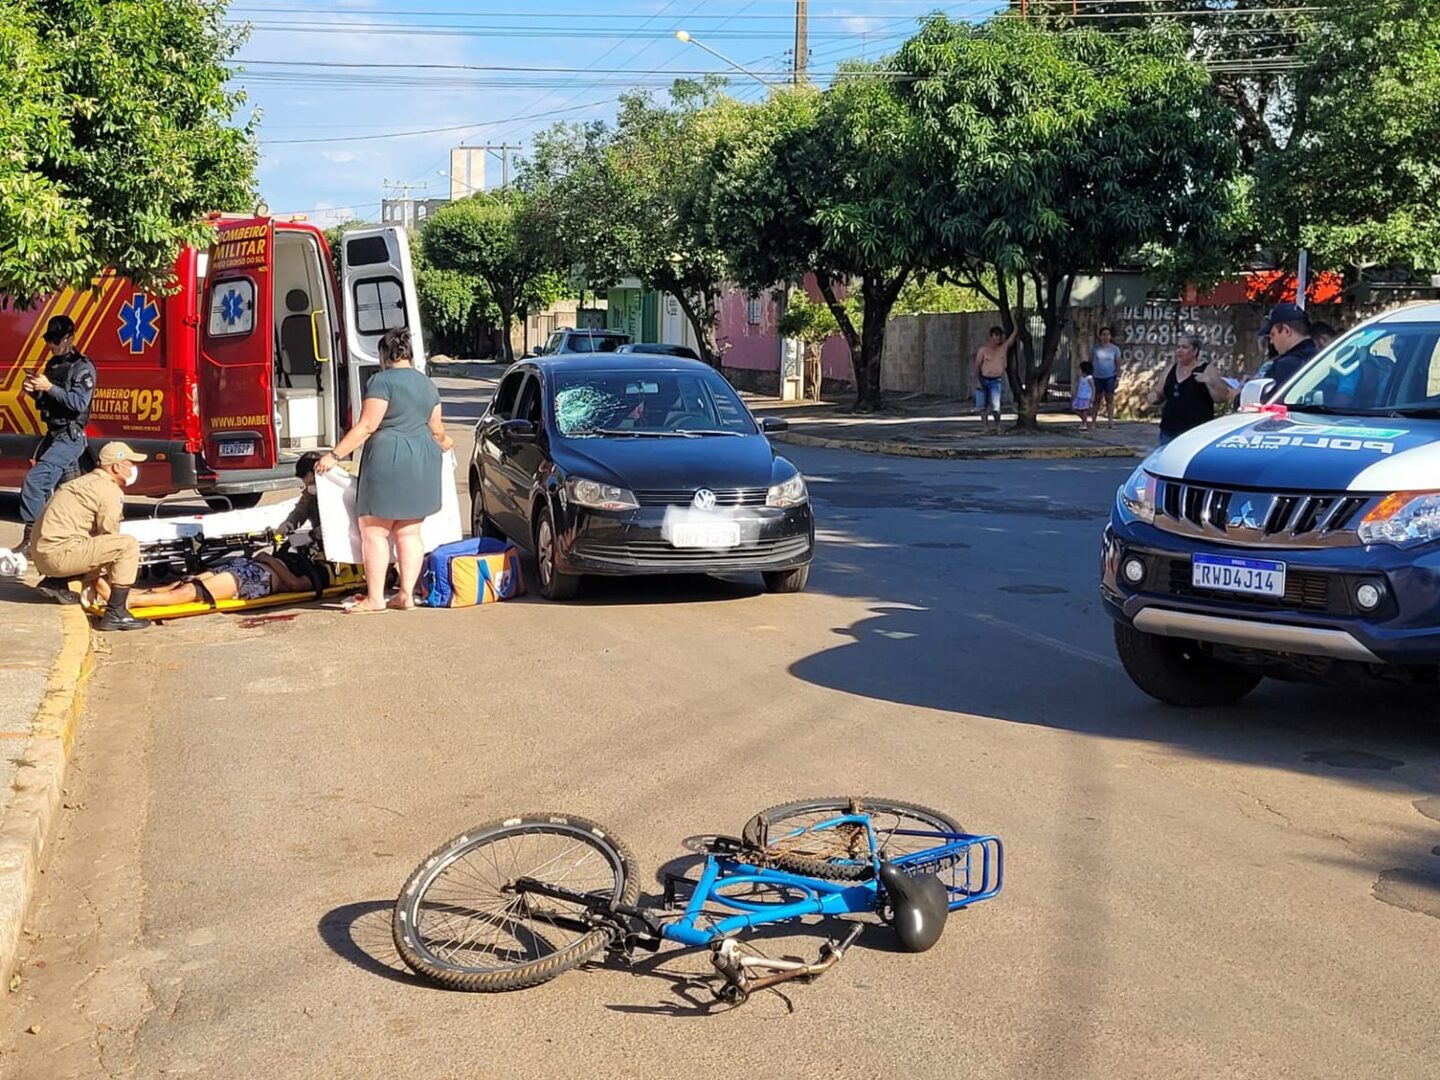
[199,217,279,471]
[338,226,426,426]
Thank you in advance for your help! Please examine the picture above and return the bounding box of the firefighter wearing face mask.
[29,441,150,631]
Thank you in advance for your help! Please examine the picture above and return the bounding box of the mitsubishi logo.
[692,488,717,510]
[1227,496,1272,532]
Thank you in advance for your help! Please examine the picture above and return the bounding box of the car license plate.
[1192,553,1286,598]
[671,522,741,549]
[218,440,254,458]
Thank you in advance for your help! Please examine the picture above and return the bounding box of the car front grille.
[633,487,769,507]
[1162,557,1335,612]
[573,534,811,567]
[1155,480,1372,548]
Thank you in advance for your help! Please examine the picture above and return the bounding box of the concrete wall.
[879,311,1015,401]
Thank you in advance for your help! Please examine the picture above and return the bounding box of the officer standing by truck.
[17,315,97,553]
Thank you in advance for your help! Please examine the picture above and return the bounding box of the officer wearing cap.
[29,441,150,631]
[18,315,99,552]
[1259,302,1319,395]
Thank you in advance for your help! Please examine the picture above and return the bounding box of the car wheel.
[534,506,580,601]
[763,564,810,594]
[1113,621,1261,707]
[469,484,506,541]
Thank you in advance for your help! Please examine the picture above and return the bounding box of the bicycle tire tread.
[741,796,961,881]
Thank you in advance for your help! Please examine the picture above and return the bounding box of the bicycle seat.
[877,861,948,953]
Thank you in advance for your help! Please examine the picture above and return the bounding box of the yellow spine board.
[88,565,364,621]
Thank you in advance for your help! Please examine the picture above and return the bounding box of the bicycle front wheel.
[742,797,961,881]
[392,813,639,992]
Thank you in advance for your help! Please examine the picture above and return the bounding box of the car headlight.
[1358,491,1440,547]
[566,477,638,511]
[1118,466,1157,524]
[767,473,808,508]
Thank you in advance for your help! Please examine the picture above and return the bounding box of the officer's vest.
[36,352,93,433]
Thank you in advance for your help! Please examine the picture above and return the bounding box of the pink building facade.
[715,279,853,391]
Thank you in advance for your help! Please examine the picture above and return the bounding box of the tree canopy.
[895,16,1244,424]
[0,0,257,300]
[422,194,564,362]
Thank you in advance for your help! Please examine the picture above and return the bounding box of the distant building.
[448,147,487,200]
[380,196,450,230]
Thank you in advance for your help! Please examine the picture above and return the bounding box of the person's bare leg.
[391,519,424,608]
[357,516,392,611]
[127,571,241,609]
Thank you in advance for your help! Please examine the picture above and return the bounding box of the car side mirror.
[500,418,537,442]
[760,416,789,433]
[1239,378,1275,410]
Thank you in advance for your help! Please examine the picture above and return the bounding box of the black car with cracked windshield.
[469,355,814,600]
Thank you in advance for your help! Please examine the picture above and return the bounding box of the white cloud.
[840,14,883,36]
[319,149,365,164]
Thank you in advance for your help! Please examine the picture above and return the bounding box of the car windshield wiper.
[1384,406,1440,418]
[672,428,744,436]
[1284,403,1349,415]
[568,428,693,438]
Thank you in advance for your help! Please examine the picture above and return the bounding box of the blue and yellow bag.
[420,538,525,608]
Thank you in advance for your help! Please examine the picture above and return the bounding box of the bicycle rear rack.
[890,833,1004,910]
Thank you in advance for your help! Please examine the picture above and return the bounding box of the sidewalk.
[747,392,1156,460]
[0,568,96,992]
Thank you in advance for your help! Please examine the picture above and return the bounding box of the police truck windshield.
[1282,324,1440,416]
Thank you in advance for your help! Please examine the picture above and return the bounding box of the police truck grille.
[1154,481,1372,548]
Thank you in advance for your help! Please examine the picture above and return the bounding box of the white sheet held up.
[316,450,462,564]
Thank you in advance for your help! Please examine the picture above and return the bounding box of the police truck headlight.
[1118,466,1158,524]
[1357,492,1440,547]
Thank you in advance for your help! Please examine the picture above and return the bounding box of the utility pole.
[794,0,808,85]
[478,143,521,192]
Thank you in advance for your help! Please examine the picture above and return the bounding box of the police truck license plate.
[218,440,254,458]
[1192,554,1286,598]
[671,523,741,549]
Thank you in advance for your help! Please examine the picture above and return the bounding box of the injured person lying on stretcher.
[88,550,317,609]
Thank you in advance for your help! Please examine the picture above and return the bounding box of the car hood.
[553,433,779,490]
[1147,411,1440,492]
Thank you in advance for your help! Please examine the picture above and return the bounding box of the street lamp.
[675,30,782,90]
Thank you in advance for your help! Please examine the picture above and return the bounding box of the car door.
[493,373,547,541]
[476,369,526,535]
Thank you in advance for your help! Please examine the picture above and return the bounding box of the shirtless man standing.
[974,323,1018,434]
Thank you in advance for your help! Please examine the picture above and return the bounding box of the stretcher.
[89,499,366,621]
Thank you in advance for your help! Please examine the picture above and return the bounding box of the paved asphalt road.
[2,370,1438,1079]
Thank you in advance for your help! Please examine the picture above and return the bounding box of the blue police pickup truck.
[1103,303,1440,705]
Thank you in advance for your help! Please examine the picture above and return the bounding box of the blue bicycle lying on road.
[392,797,1004,1004]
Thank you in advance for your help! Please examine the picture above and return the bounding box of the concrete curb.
[773,430,1142,461]
[0,605,95,991]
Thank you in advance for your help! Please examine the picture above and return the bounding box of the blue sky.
[230,1,1000,225]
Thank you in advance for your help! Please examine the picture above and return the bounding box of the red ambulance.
[0,215,424,508]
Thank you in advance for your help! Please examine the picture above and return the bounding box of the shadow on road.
[317,900,427,987]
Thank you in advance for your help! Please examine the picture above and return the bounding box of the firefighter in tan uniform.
[31,442,150,631]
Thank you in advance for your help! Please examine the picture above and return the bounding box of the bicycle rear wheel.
[392,813,639,992]
[742,797,961,881]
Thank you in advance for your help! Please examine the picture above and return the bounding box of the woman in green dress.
[314,328,453,612]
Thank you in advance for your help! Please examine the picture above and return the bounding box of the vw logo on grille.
[692,488,718,510]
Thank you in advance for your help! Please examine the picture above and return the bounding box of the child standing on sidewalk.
[1073,361,1097,432]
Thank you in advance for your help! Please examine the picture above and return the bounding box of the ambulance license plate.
[1192,554,1286,598]
[218,440,254,458]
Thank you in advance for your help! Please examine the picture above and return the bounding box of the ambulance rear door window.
[207,278,256,337]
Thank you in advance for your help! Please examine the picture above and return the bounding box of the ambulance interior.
[271,231,339,454]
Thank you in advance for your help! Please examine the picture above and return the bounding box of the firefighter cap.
[43,315,76,345]
[97,442,148,467]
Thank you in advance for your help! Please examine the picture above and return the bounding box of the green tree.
[521,82,731,366]
[701,73,930,411]
[422,194,563,362]
[896,16,1243,428]
[0,0,257,300]
[774,288,838,399]
[1259,1,1440,281]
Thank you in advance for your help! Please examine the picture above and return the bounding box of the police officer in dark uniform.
[18,316,98,553]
